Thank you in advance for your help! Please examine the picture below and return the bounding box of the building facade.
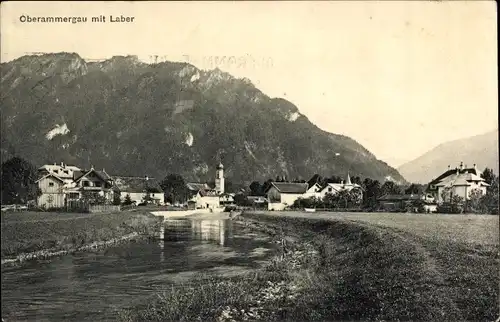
[186,163,226,209]
[427,162,489,203]
[36,163,114,208]
[113,176,164,205]
[265,182,309,211]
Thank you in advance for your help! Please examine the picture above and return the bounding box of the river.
[1,217,276,321]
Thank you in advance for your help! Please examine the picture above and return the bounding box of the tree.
[479,172,499,214]
[80,191,106,205]
[351,176,362,185]
[380,181,402,196]
[450,195,464,213]
[362,178,381,210]
[112,192,122,205]
[1,157,41,204]
[233,193,248,206]
[325,175,342,184]
[467,188,484,213]
[440,187,452,203]
[323,192,340,208]
[122,194,133,206]
[261,179,273,195]
[405,184,423,195]
[249,181,262,196]
[293,196,322,209]
[160,173,187,204]
[143,191,153,203]
[481,168,496,185]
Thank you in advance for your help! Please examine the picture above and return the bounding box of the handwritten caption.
[148,54,274,70]
[19,15,135,24]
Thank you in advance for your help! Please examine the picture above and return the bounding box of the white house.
[113,176,164,205]
[36,163,114,208]
[265,182,309,211]
[303,183,322,199]
[428,162,490,203]
[186,163,226,209]
[318,173,363,200]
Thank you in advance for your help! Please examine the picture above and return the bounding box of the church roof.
[346,172,352,185]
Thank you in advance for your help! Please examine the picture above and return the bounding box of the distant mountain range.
[398,130,499,184]
[0,52,406,185]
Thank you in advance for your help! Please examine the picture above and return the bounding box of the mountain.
[0,52,405,186]
[398,130,499,184]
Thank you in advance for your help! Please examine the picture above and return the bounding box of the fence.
[88,205,121,213]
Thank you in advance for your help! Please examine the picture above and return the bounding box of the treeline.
[247,174,426,210]
[2,157,499,215]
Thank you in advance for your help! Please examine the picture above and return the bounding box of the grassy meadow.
[1,210,163,259]
[123,211,499,321]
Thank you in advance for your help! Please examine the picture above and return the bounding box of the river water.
[1,218,276,321]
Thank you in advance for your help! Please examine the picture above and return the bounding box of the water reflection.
[161,219,234,246]
[1,218,275,321]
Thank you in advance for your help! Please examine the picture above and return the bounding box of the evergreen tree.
[123,194,133,206]
[1,157,40,204]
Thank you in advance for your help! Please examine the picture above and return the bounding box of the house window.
[95,182,102,187]
[63,170,69,174]
[49,182,54,187]
[83,181,90,187]
[54,170,59,173]
[328,187,332,192]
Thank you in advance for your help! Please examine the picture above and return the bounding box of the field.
[124,211,499,321]
[258,211,500,245]
[1,210,163,259]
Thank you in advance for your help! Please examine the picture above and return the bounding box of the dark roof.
[428,167,480,186]
[266,182,309,194]
[74,169,112,182]
[199,189,218,197]
[307,174,322,189]
[113,176,162,193]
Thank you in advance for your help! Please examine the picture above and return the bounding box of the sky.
[1,1,497,168]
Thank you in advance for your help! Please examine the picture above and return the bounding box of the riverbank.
[121,211,499,321]
[1,210,163,266]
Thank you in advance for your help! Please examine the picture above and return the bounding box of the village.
[31,160,494,215]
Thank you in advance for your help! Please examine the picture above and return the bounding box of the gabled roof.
[186,183,212,191]
[434,171,487,188]
[307,183,322,192]
[38,164,80,179]
[266,182,309,194]
[35,173,65,183]
[113,176,162,193]
[74,169,112,182]
[320,183,344,193]
[429,167,481,186]
[320,182,363,192]
[307,174,322,189]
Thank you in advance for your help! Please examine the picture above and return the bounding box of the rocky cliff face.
[1,52,405,184]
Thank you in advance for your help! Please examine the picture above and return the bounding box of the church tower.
[215,163,225,194]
